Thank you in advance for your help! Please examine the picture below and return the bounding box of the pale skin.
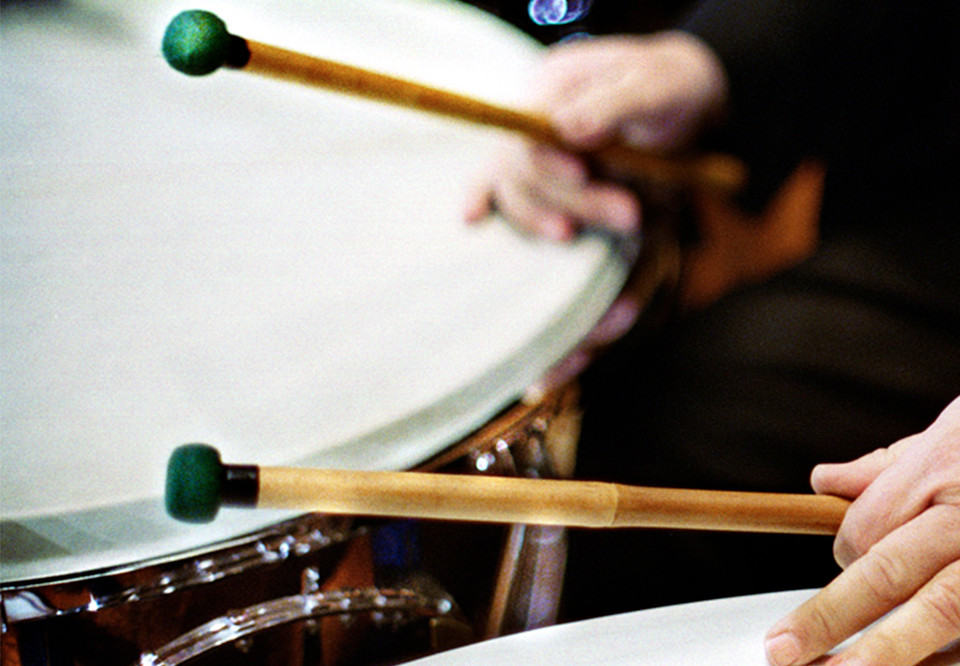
[766,396,960,666]
[464,30,960,666]
[463,30,730,241]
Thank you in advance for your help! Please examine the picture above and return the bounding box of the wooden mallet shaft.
[166,444,849,535]
[161,10,747,194]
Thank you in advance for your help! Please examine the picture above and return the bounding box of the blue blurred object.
[372,520,422,574]
[528,0,593,25]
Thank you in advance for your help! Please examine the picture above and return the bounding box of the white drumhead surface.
[1,0,629,582]
[407,589,960,665]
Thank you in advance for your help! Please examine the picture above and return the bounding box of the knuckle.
[855,549,912,607]
[805,607,835,641]
[919,572,960,632]
[792,599,846,649]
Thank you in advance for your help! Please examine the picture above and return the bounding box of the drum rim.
[0,514,356,621]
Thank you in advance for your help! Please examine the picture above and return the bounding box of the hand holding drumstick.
[161,11,744,196]
[165,443,848,535]
[160,11,734,404]
[468,33,727,399]
[765,395,960,666]
[463,31,728,241]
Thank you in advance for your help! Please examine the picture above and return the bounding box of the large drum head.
[1,0,629,583]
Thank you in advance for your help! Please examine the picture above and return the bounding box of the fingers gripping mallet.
[160,10,747,193]
[165,444,848,534]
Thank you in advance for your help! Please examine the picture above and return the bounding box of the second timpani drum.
[405,589,960,666]
[1,0,630,661]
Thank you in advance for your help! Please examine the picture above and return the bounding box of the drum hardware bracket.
[136,586,454,666]
[438,387,580,639]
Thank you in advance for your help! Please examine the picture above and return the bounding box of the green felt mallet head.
[165,443,225,522]
[162,10,246,76]
[166,443,259,523]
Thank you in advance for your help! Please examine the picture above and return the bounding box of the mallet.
[166,444,849,535]
[161,10,747,194]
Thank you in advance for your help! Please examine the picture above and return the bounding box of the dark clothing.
[564,0,960,620]
[687,0,960,219]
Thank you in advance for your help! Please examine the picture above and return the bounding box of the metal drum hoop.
[138,587,452,666]
[2,515,357,626]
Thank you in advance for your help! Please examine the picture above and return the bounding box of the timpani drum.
[405,589,960,666]
[0,0,629,662]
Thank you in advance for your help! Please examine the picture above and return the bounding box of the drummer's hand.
[765,395,960,666]
[463,30,728,241]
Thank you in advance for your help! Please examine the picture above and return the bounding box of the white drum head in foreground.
[1,0,630,583]
[406,589,960,665]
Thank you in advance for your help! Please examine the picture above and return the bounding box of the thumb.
[811,434,919,498]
